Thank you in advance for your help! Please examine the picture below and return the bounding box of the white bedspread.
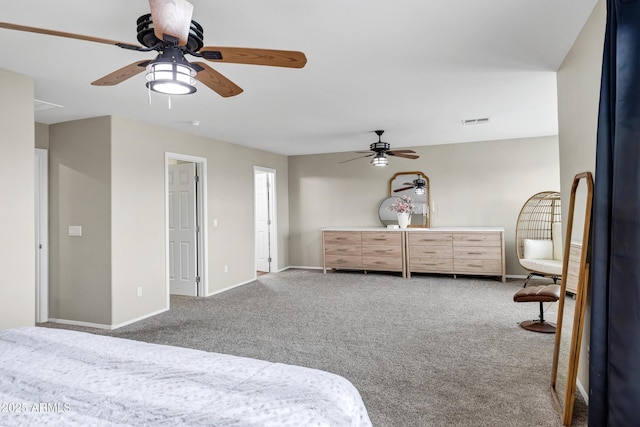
[0,327,372,427]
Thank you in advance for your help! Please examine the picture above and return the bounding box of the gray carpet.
[44,269,588,427]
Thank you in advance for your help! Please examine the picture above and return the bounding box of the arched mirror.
[386,171,431,227]
[551,172,593,426]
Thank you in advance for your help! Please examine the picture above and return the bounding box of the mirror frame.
[550,171,593,426]
[388,171,431,228]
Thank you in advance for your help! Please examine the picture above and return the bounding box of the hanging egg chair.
[515,191,563,286]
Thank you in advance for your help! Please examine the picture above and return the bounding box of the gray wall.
[288,135,561,275]
[557,0,605,397]
[0,68,35,329]
[49,117,112,325]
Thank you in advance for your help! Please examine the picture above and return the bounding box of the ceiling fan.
[340,130,419,166]
[394,174,427,195]
[0,0,307,97]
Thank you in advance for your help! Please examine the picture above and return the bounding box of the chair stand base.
[519,320,556,334]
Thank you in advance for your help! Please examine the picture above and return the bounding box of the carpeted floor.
[43,269,588,426]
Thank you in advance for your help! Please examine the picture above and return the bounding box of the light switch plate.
[68,226,82,237]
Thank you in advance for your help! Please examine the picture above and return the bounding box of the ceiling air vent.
[462,117,490,125]
[34,99,63,111]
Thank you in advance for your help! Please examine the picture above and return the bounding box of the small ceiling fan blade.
[192,62,243,97]
[200,47,307,68]
[0,22,139,47]
[339,154,374,164]
[387,149,416,154]
[387,152,420,159]
[149,0,193,46]
[394,186,414,193]
[91,61,150,86]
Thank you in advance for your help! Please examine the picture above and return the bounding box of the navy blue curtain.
[590,0,640,425]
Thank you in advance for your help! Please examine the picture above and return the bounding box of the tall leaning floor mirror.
[551,172,593,426]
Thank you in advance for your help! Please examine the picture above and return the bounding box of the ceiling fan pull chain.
[168,96,172,110]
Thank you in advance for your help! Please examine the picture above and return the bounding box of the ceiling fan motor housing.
[370,142,390,153]
[136,14,204,51]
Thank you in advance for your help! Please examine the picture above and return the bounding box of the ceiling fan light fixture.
[146,57,197,95]
[415,186,426,195]
[372,153,388,167]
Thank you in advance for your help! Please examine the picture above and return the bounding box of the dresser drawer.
[454,259,502,274]
[324,231,361,245]
[453,233,501,247]
[362,231,402,245]
[325,255,362,269]
[453,246,502,259]
[362,245,402,257]
[409,258,453,273]
[410,245,453,258]
[363,256,403,271]
[324,243,362,256]
[408,233,452,246]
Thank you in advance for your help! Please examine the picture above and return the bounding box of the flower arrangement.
[387,195,416,214]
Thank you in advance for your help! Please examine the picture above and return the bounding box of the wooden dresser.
[322,227,505,282]
[322,229,406,277]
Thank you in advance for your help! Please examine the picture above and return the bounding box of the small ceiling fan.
[340,130,419,166]
[394,174,427,195]
[0,0,306,97]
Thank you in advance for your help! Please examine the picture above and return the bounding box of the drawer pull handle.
[465,239,484,242]
[373,238,387,241]
[468,252,483,255]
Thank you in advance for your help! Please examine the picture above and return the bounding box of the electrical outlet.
[224,265,228,273]
[137,287,142,297]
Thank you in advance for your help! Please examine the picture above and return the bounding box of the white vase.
[397,212,411,228]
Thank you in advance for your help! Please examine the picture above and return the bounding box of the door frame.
[253,166,278,273]
[165,153,208,303]
[35,148,48,323]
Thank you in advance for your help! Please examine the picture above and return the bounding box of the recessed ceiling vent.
[462,117,490,126]
[34,99,63,111]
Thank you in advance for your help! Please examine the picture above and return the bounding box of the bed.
[0,327,372,426]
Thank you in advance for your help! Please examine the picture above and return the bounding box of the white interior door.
[168,163,198,296]
[34,149,48,322]
[255,171,271,272]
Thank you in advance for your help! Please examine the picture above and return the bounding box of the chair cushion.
[519,258,563,276]
[552,222,563,261]
[513,284,561,303]
[524,239,553,260]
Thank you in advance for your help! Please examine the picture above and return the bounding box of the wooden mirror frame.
[388,171,431,228]
[550,172,593,426]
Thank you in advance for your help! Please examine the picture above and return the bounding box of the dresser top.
[322,226,505,232]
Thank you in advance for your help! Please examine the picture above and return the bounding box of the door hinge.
[267,219,272,225]
[194,175,200,182]
[196,276,201,284]
[196,225,200,232]
[267,257,272,263]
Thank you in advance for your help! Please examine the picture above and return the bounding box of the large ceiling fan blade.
[191,62,243,97]
[387,149,416,154]
[387,152,420,159]
[91,61,150,86]
[149,0,193,46]
[339,154,374,164]
[0,22,139,48]
[200,47,307,68]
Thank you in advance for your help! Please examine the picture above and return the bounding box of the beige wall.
[47,116,289,327]
[49,117,112,325]
[557,0,606,397]
[35,122,49,149]
[0,68,35,329]
[288,135,561,275]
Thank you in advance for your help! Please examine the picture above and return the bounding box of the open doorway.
[254,167,277,275]
[165,153,208,299]
[35,148,48,323]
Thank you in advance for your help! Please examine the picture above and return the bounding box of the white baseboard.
[206,277,257,297]
[47,318,112,330]
[111,307,169,330]
[577,379,589,404]
[278,266,323,271]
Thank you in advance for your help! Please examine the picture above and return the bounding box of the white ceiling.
[1,0,598,156]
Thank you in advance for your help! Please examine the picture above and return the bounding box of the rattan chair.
[515,191,562,286]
